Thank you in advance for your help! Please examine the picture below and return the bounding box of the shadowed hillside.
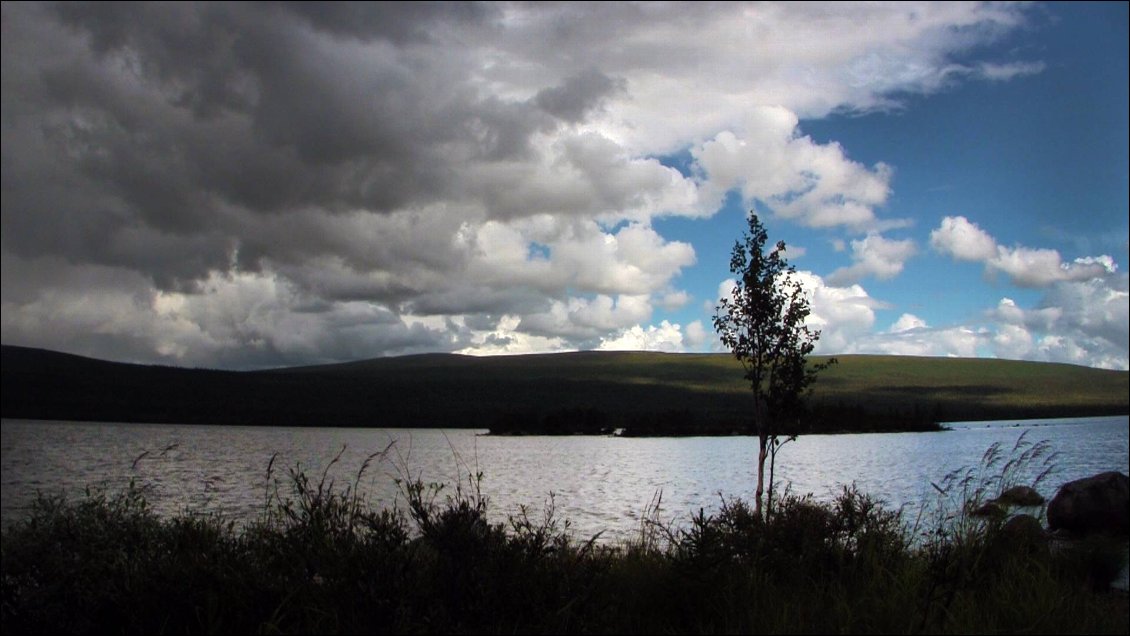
[1,345,1126,433]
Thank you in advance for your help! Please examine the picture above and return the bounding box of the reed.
[2,444,1126,634]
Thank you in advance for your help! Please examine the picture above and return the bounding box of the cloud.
[530,2,1035,151]
[691,108,895,229]
[986,274,1130,369]
[929,216,998,261]
[889,313,928,333]
[857,325,986,359]
[535,68,626,123]
[704,217,1128,369]
[598,320,686,352]
[659,291,691,311]
[827,233,917,285]
[1,2,1045,367]
[829,280,1129,370]
[990,249,1117,288]
[931,216,1117,287]
[519,294,653,344]
[710,270,890,357]
[975,61,1047,81]
[685,320,709,349]
[792,272,885,355]
[809,308,987,360]
[0,253,456,369]
[455,315,568,357]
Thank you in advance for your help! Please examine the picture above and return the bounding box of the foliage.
[3,449,1127,635]
[713,212,834,515]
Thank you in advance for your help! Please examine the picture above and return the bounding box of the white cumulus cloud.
[693,109,895,229]
[827,233,917,285]
[598,320,685,352]
[889,313,928,333]
[930,216,1117,288]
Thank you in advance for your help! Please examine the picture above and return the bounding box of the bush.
[3,454,1127,635]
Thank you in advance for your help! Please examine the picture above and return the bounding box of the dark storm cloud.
[403,286,551,319]
[2,1,560,296]
[0,2,699,305]
[53,2,259,118]
[279,1,498,45]
[49,1,468,205]
[535,68,625,123]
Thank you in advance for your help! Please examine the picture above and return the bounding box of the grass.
[3,439,1127,634]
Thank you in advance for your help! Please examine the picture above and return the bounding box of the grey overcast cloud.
[3,2,1127,369]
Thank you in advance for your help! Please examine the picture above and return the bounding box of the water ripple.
[3,417,1127,543]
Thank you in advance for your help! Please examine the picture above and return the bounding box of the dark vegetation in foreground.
[3,345,1127,434]
[3,446,1128,635]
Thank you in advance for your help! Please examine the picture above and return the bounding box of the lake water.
[2,416,1127,544]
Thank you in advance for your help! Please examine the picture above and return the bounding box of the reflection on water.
[2,416,1127,544]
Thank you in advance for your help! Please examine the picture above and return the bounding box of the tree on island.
[713,212,834,517]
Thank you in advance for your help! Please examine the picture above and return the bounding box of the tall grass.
[2,440,1126,635]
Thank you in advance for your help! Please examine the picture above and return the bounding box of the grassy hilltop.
[1,345,1127,433]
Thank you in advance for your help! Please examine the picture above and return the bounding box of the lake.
[2,416,1127,544]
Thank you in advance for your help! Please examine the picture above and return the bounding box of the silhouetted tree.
[713,212,834,517]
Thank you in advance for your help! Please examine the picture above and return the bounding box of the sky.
[2,2,1127,371]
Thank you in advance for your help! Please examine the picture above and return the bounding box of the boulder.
[971,500,1006,519]
[997,485,1045,507]
[1046,471,1129,537]
[997,513,1049,557]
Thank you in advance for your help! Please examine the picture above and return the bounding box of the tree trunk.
[767,436,776,516]
[754,432,768,518]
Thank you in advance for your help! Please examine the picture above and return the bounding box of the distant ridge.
[2,344,1126,433]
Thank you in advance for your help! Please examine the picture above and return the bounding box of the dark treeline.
[3,345,1127,434]
[489,405,943,437]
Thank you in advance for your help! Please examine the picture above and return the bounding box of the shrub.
[3,445,1127,635]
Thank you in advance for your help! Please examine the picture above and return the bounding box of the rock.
[972,500,1006,518]
[1002,513,1046,538]
[1047,471,1130,537]
[997,485,1045,507]
[996,513,1049,557]
[1003,515,1044,544]
[972,486,1046,519]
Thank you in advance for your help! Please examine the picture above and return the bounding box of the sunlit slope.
[277,350,1128,425]
[294,350,1125,402]
[2,346,1126,429]
[809,354,1129,417]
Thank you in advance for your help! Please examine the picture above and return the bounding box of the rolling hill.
[1,345,1126,434]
